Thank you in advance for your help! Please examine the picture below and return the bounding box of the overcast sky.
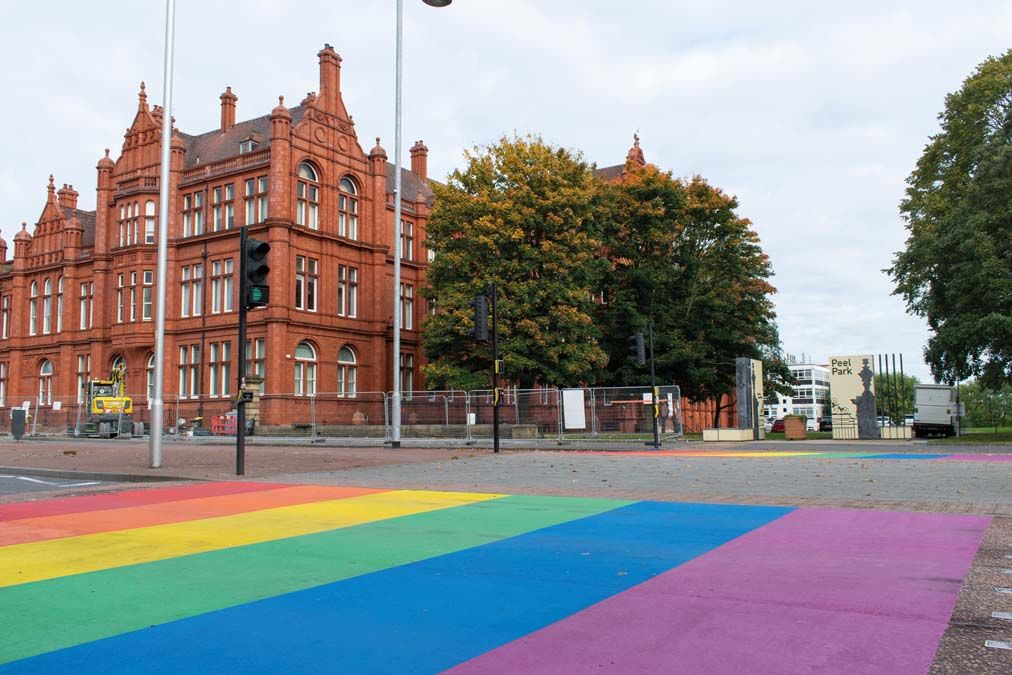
[2,1,1010,381]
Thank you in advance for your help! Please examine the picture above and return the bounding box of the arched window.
[296,162,319,230]
[29,281,38,336]
[146,354,155,402]
[56,277,63,333]
[338,176,358,239]
[42,278,52,334]
[337,346,357,398]
[294,341,317,396]
[144,200,156,244]
[38,359,53,405]
[119,204,128,246]
[133,202,140,244]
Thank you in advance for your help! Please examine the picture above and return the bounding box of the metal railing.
[0,385,683,444]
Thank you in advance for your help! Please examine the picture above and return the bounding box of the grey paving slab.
[0,474,114,497]
[272,451,1012,512]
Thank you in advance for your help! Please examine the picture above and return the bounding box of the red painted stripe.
[0,481,289,522]
[0,485,387,546]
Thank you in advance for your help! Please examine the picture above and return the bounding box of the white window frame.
[294,341,317,396]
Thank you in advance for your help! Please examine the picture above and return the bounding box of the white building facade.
[764,363,831,422]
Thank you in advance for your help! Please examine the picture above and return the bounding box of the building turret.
[13,223,31,270]
[95,149,115,255]
[268,96,292,221]
[626,132,646,167]
[369,137,388,174]
[171,128,186,170]
[64,211,83,259]
[0,234,7,262]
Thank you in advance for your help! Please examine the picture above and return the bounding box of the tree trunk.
[712,393,725,429]
[515,376,536,426]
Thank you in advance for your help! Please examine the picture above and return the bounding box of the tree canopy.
[421,136,786,411]
[421,134,608,390]
[889,50,1012,388]
[596,163,789,418]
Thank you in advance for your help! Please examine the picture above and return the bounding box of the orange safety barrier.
[210,415,237,435]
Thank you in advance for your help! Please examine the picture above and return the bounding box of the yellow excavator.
[80,362,134,437]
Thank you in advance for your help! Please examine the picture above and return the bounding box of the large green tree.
[597,163,786,425]
[889,50,1012,388]
[421,135,608,390]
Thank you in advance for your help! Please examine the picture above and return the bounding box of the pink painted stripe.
[943,453,1012,462]
[449,509,988,675]
[0,481,289,521]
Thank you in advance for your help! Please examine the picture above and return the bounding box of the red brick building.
[0,45,433,427]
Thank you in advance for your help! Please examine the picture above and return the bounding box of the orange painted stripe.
[0,481,292,522]
[0,485,386,546]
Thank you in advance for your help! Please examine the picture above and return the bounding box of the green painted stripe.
[0,494,628,664]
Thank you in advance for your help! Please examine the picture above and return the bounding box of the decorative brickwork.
[0,46,433,418]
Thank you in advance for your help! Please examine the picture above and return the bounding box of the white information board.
[562,389,587,430]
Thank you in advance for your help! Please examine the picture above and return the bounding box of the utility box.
[11,409,25,440]
[912,384,957,438]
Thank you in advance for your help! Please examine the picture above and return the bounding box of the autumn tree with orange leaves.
[597,163,791,426]
[421,137,787,423]
[421,135,609,391]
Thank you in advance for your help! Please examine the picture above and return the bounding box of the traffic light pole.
[490,282,500,454]
[648,319,660,449]
[236,226,248,476]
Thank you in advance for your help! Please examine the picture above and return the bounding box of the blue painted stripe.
[861,453,950,460]
[3,500,790,675]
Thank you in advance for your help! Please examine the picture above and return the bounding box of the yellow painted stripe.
[0,489,501,588]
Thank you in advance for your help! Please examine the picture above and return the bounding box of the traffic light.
[243,236,271,309]
[472,294,489,342]
[629,332,646,365]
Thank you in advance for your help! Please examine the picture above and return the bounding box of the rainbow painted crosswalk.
[0,482,989,673]
[579,449,1012,461]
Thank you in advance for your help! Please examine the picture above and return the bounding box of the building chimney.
[317,44,343,112]
[220,86,237,132]
[410,140,428,182]
[57,183,79,210]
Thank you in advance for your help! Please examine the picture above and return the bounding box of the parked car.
[818,417,833,432]
[771,419,785,433]
[764,418,774,433]
[876,416,893,428]
[806,418,816,432]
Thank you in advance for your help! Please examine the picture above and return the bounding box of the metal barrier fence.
[557,386,683,441]
[0,385,683,443]
[0,395,154,436]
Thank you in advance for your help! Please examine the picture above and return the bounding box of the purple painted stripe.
[943,453,1012,462]
[448,509,988,675]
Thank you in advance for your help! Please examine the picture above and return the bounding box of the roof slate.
[594,164,625,181]
[178,107,434,201]
[386,163,434,202]
[179,106,307,169]
[63,208,96,247]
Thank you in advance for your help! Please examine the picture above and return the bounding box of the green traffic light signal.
[243,234,271,309]
[248,286,269,304]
